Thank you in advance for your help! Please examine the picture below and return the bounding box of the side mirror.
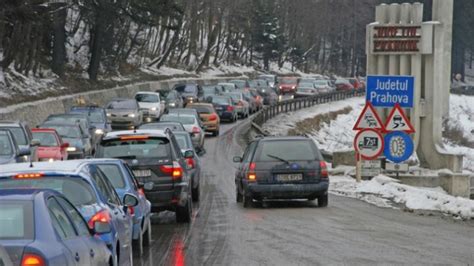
[18,147,31,157]
[183,150,194,159]
[30,139,40,147]
[61,143,70,148]
[233,156,242,163]
[93,221,112,234]
[123,193,139,207]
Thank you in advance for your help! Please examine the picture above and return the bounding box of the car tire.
[133,228,144,256]
[318,194,328,207]
[213,130,219,137]
[192,184,200,202]
[143,218,152,247]
[236,187,243,203]
[242,189,252,208]
[176,193,192,223]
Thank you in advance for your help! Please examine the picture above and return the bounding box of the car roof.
[258,136,312,142]
[217,83,235,86]
[0,189,59,200]
[0,160,92,176]
[109,98,135,102]
[0,121,22,127]
[187,103,213,107]
[135,91,158,95]
[32,128,57,133]
[103,129,169,140]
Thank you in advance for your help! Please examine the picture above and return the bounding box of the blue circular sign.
[383,131,414,163]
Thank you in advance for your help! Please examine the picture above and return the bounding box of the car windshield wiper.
[266,154,290,164]
[114,155,137,160]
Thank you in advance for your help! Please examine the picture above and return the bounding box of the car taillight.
[247,173,257,181]
[160,161,183,181]
[128,206,135,216]
[227,106,234,112]
[237,101,244,106]
[249,162,256,171]
[186,158,195,169]
[320,161,329,179]
[247,162,257,181]
[192,126,201,134]
[21,254,45,266]
[87,210,111,229]
[138,188,145,197]
[14,173,44,179]
[209,114,218,121]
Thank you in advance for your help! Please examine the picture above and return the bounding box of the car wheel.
[143,218,152,247]
[176,192,192,223]
[213,130,219,137]
[192,184,200,202]
[133,228,144,256]
[318,194,328,207]
[242,189,252,208]
[236,187,243,203]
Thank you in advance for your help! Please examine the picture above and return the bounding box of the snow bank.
[330,175,474,219]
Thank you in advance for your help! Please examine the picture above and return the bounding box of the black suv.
[233,136,329,208]
[95,129,194,223]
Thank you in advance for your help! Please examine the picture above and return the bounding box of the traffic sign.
[362,160,382,177]
[384,104,415,133]
[366,75,415,108]
[354,129,384,160]
[384,131,414,163]
[353,102,385,131]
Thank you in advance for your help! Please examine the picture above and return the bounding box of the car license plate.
[276,173,303,182]
[133,169,151,177]
[215,107,223,111]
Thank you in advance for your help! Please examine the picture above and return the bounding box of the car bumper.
[67,151,84,160]
[203,121,219,131]
[145,184,189,212]
[244,181,329,199]
[217,111,234,120]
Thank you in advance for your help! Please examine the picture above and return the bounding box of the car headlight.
[261,89,266,93]
[169,103,176,107]
[66,147,77,152]
[48,158,55,163]
[128,113,136,118]
[106,113,111,117]
[95,129,105,135]
[151,107,157,111]
[292,86,296,89]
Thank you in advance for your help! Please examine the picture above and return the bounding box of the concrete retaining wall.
[0,76,245,127]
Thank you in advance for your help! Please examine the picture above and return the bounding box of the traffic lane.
[137,110,474,265]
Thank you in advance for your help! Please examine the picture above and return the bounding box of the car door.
[55,196,109,266]
[47,197,91,265]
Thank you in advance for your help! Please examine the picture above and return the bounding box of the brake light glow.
[247,173,257,181]
[160,161,183,181]
[227,106,234,112]
[209,114,218,121]
[120,135,149,140]
[14,173,44,179]
[87,210,111,229]
[21,254,45,266]
[320,161,329,179]
[249,162,256,171]
[128,206,135,217]
[186,158,195,169]
[192,127,201,134]
[138,188,145,197]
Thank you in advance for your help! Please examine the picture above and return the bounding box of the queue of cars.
[0,75,360,265]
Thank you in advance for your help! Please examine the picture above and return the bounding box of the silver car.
[106,99,143,130]
[295,83,318,98]
[160,114,205,151]
[223,92,250,118]
[313,80,334,94]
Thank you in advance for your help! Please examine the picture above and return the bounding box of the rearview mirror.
[30,139,40,147]
[18,147,31,157]
[233,156,242,163]
[123,193,139,207]
[93,221,112,234]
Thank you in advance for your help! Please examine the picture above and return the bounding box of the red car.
[335,79,355,91]
[278,77,298,94]
[32,128,69,162]
[347,78,362,91]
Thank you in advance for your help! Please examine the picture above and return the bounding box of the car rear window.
[97,164,126,189]
[212,97,230,105]
[99,137,171,159]
[0,127,27,146]
[161,115,195,125]
[139,123,185,131]
[70,109,106,123]
[188,106,212,114]
[41,125,81,139]
[255,140,322,162]
[32,132,59,147]
[0,133,14,156]
[174,133,192,150]
[0,177,97,208]
[0,201,34,240]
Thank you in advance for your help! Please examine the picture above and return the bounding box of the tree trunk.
[51,8,67,77]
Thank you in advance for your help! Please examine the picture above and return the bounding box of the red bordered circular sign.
[353,129,384,160]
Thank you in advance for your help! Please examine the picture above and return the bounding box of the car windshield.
[230,81,246,89]
[0,201,34,240]
[256,140,321,162]
[32,132,59,147]
[219,84,235,92]
[315,80,329,85]
[202,86,217,94]
[335,79,350,84]
[139,123,185,131]
[166,93,177,100]
[42,125,81,139]
[280,79,297,84]
[175,85,197,94]
[225,93,241,101]
[298,83,314,88]
[0,127,27,146]
[161,115,195,125]
[0,133,14,156]
[98,137,171,159]
[212,96,230,105]
[258,76,274,82]
[107,100,137,109]
[174,133,193,150]
[97,164,126,189]
[136,94,159,103]
[70,109,105,123]
[299,79,316,83]
[0,177,97,207]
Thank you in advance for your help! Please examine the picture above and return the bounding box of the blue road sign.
[384,131,414,163]
[366,75,415,108]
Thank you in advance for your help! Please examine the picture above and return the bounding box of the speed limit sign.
[354,129,384,160]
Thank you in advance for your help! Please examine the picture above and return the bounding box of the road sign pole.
[356,152,362,183]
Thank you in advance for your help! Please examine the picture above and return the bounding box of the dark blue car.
[69,105,111,140]
[0,160,138,266]
[0,189,111,265]
[88,159,152,255]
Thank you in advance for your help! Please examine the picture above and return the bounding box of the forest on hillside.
[1,0,473,82]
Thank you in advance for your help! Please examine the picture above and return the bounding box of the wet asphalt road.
[134,119,474,266]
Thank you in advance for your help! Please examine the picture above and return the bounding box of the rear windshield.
[174,133,192,150]
[70,109,105,123]
[0,201,34,240]
[0,133,14,156]
[136,94,159,103]
[212,97,230,105]
[161,115,195,125]
[255,140,322,162]
[139,123,185,131]
[0,177,97,208]
[107,100,137,109]
[98,137,171,159]
[97,164,126,189]
[188,106,212,114]
[32,132,59,147]
[0,127,27,146]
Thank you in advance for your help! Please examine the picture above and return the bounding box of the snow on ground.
[330,174,474,219]
[262,97,365,152]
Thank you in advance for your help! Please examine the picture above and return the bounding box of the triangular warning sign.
[353,102,385,131]
[384,104,415,133]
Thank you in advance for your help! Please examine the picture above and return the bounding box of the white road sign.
[354,129,384,160]
[353,102,385,131]
[384,104,415,133]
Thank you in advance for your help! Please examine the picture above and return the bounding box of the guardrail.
[252,90,365,128]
